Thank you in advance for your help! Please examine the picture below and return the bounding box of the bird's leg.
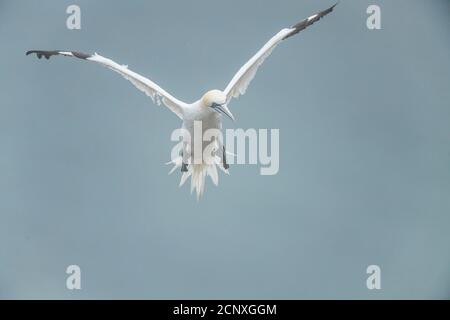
[181,144,190,172]
[222,146,229,170]
[216,140,230,170]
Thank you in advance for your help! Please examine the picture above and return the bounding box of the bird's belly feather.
[181,113,222,159]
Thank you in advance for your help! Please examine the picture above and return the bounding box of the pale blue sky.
[0,0,449,299]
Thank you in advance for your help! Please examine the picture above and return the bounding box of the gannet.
[26,4,337,198]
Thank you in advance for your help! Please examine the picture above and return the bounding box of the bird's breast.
[183,110,221,131]
[182,112,222,147]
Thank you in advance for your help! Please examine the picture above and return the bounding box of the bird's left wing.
[224,3,337,103]
[26,50,188,119]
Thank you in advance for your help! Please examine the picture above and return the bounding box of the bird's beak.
[211,103,235,121]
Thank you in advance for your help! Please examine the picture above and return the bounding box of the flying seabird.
[27,4,337,198]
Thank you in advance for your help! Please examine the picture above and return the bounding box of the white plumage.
[26,4,337,198]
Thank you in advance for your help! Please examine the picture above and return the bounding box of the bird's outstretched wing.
[224,3,337,102]
[26,50,188,119]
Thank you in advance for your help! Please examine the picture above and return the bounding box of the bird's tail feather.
[167,156,229,199]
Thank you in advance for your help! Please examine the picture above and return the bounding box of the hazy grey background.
[0,0,449,299]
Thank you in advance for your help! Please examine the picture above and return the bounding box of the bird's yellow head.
[201,90,227,108]
[201,90,235,121]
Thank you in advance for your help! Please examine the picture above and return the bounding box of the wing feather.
[224,3,337,102]
[26,50,187,119]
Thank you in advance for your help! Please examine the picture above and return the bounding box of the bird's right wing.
[26,50,188,119]
[224,3,337,103]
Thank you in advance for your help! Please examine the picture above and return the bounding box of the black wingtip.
[26,50,46,59]
[284,2,337,40]
[331,2,339,12]
[26,50,92,60]
[26,50,61,60]
[26,50,41,56]
[26,50,42,58]
[324,2,339,15]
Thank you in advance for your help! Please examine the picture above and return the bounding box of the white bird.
[27,4,337,198]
